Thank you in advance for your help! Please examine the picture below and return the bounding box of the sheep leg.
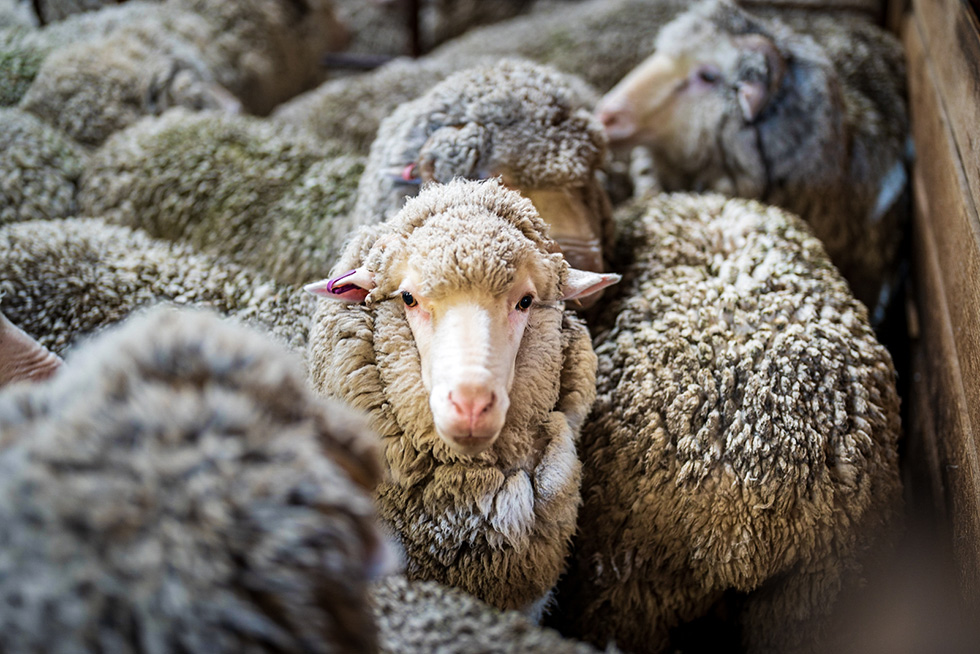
[0,310,61,387]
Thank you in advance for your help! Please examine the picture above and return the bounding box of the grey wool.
[371,574,616,654]
[0,217,316,355]
[308,178,600,615]
[0,306,384,653]
[552,193,902,654]
[79,109,366,286]
[354,59,613,275]
[599,0,909,315]
[428,0,691,93]
[272,55,493,156]
[19,21,239,147]
[0,107,85,224]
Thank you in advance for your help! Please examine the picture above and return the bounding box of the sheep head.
[596,0,788,196]
[307,179,618,457]
[363,60,613,293]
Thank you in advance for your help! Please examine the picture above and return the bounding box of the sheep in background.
[0,306,385,653]
[272,55,494,155]
[0,217,315,355]
[355,59,614,280]
[79,109,365,286]
[0,0,35,28]
[20,23,241,147]
[595,0,908,317]
[307,178,619,618]
[0,107,84,223]
[372,575,616,654]
[549,192,902,654]
[0,304,61,387]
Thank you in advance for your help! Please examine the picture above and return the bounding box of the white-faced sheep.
[354,59,614,281]
[549,192,902,654]
[0,107,84,223]
[0,217,316,355]
[307,178,619,618]
[595,0,908,317]
[79,108,365,286]
[0,306,385,653]
[372,574,616,654]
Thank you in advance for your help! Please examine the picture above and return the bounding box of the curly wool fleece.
[309,179,599,614]
[554,193,902,654]
[0,307,383,653]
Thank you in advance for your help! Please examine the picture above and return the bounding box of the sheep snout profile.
[306,196,617,457]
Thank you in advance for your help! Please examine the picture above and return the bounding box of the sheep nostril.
[448,389,495,422]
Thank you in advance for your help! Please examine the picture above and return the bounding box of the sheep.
[548,192,902,654]
[0,0,35,28]
[78,109,366,286]
[0,305,385,653]
[372,574,616,654]
[354,59,614,281]
[0,217,316,356]
[306,178,619,618]
[19,24,242,148]
[594,0,909,318]
[427,0,691,93]
[272,55,494,155]
[0,303,61,387]
[0,107,85,223]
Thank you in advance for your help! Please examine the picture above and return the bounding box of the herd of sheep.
[0,0,912,653]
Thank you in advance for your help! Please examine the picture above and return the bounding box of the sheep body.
[354,59,613,276]
[0,107,84,223]
[0,306,384,653]
[79,109,366,285]
[372,574,615,654]
[597,0,908,313]
[551,192,902,654]
[0,217,315,355]
[308,178,607,615]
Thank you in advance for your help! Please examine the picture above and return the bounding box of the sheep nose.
[596,99,636,143]
[448,387,496,428]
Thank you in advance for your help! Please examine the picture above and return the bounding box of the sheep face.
[596,0,786,196]
[306,179,618,458]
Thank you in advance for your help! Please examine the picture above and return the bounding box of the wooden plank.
[905,13,980,469]
[904,17,980,608]
[911,0,980,233]
[905,344,947,521]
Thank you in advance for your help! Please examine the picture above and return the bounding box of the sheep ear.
[735,33,786,123]
[304,268,376,303]
[561,269,621,301]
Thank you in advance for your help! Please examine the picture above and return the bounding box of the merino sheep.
[0,217,316,355]
[307,178,619,617]
[0,306,385,653]
[595,0,908,316]
[549,192,902,654]
[355,59,614,280]
[79,109,365,285]
[372,574,615,654]
[0,107,84,223]
[19,23,241,147]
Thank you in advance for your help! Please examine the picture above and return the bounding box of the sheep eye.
[697,67,721,84]
[401,291,418,308]
[516,295,534,311]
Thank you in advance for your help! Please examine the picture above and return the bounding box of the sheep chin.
[433,425,502,458]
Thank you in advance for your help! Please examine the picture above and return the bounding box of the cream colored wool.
[0,107,84,223]
[79,109,365,286]
[372,574,616,654]
[308,179,598,614]
[553,193,902,654]
[0,307,383,653]
[0,217,315,355]
[354,59,613,274]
